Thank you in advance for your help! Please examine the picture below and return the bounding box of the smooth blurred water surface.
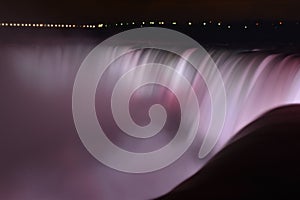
[1,30,300,199]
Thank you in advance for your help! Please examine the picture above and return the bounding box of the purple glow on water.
[1,35,300,200]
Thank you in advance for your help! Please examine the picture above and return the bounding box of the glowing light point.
[218,22,221,26]
[203,22,206,26]
[172,22,177,25]
[98,24,103,28]
[188,22,192,26]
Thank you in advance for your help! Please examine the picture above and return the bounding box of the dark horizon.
[1,0,300,23]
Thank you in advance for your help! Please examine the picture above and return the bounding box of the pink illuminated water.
[1,37,300,200]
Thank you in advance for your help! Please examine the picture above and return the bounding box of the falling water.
[1,35,300,199]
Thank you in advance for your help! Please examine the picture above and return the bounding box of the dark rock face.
[159,105,300,199]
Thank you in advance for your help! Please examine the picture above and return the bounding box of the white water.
[2,41,300,199]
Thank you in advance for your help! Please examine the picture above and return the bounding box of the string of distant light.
[0,21,292,29]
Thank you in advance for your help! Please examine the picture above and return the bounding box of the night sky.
[0,0,300,23]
